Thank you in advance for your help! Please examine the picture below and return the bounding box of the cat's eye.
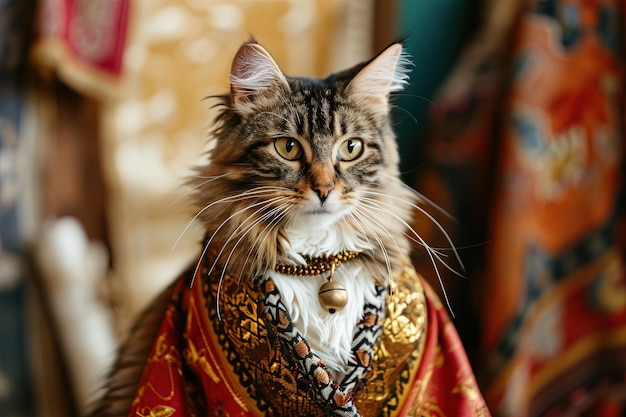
[274,137,303,161]
[337,138,364,161]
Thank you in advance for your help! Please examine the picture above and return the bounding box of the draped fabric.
[419,1,626,415]
[128,257,489,417]
[482,3,626,415]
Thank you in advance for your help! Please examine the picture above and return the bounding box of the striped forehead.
[289,78,343,139]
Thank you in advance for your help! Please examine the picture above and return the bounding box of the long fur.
[187,41,417,377]
[89,41,457,416]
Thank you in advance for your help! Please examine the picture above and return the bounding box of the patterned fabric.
[481,2,626,415]
[418,0,626,415]
[128,252,490,416]
[257,278,386,416]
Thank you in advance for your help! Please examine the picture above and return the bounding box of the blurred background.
[0,0,624,416]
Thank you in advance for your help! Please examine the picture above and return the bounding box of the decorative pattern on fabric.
[127,255,491,416]
[257,277,385,416]
[201,256,430,416]
[415,1,626,415]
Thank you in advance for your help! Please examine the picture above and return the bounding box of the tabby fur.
[88,39,440,416]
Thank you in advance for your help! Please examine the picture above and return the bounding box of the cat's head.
[191,40,416,278]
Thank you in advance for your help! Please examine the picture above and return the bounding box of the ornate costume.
[128,253,489,417]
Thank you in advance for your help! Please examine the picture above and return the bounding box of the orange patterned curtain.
[419,0,626,415]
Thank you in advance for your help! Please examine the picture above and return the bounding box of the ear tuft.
[230,42,289,112]
[346,43,412,113]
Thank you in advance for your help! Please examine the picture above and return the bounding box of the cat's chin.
[293,210,346,229]
[283,212,373,259]
[293,192,351,228]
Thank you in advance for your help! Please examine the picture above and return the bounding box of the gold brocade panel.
[199,262,427,417]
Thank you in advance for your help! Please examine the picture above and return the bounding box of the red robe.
[127,259,489,417]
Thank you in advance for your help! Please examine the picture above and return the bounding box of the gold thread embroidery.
[188,291,251,412]
[453,376,480,402]
[144,309,180,402]
[183,337,221,384]
[136,405,176,417]
[201,256,428,417]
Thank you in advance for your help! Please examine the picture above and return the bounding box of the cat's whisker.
[357,197,449,259]
[215,199,290,276]
[207,199,293,277]
[348,210,391,261]
[171,186,290,255]
[189,239,211,288]
[187,173,229,179]
[358,199,445,261]
[347,207,393,281]
[357,198,458,315]
[386,67,433,126]
[430,241,491,252]
[393,92,437,106]
[361,189,464,272]
[359,196,465,279]
[238,203,293,283]
[420,236,456,317]
[166,173,232,213]
[344,211,376,251]
[381,175,457,222]
[215,202,292,319]
[350,204,404,258]
[206,196,289,279]
[389,103,418,125]
[216,203,292,317]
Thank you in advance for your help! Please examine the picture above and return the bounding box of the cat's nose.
[313,183,334,203]
[309,161,335,204]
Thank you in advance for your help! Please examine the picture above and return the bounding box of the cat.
[88,40,485,417]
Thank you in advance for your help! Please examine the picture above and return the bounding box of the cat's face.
[190,41,415,275]
[219,83,386,228]
[207,42,409,229]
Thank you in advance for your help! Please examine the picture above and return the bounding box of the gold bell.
[318,280,348,314]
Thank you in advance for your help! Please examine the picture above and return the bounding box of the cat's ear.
[345,43,410,114]
[230,42,290,113]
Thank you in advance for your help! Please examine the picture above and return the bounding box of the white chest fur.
[268,223,382,379]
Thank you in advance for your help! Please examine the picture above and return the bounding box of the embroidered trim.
[200,253,428,417]
[258,277,385,417]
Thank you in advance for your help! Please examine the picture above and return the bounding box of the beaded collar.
[274,251,361,314]
[274,251,361,276]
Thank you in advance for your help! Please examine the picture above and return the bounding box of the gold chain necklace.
[275,251,360,276]
[274,251,361,314]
